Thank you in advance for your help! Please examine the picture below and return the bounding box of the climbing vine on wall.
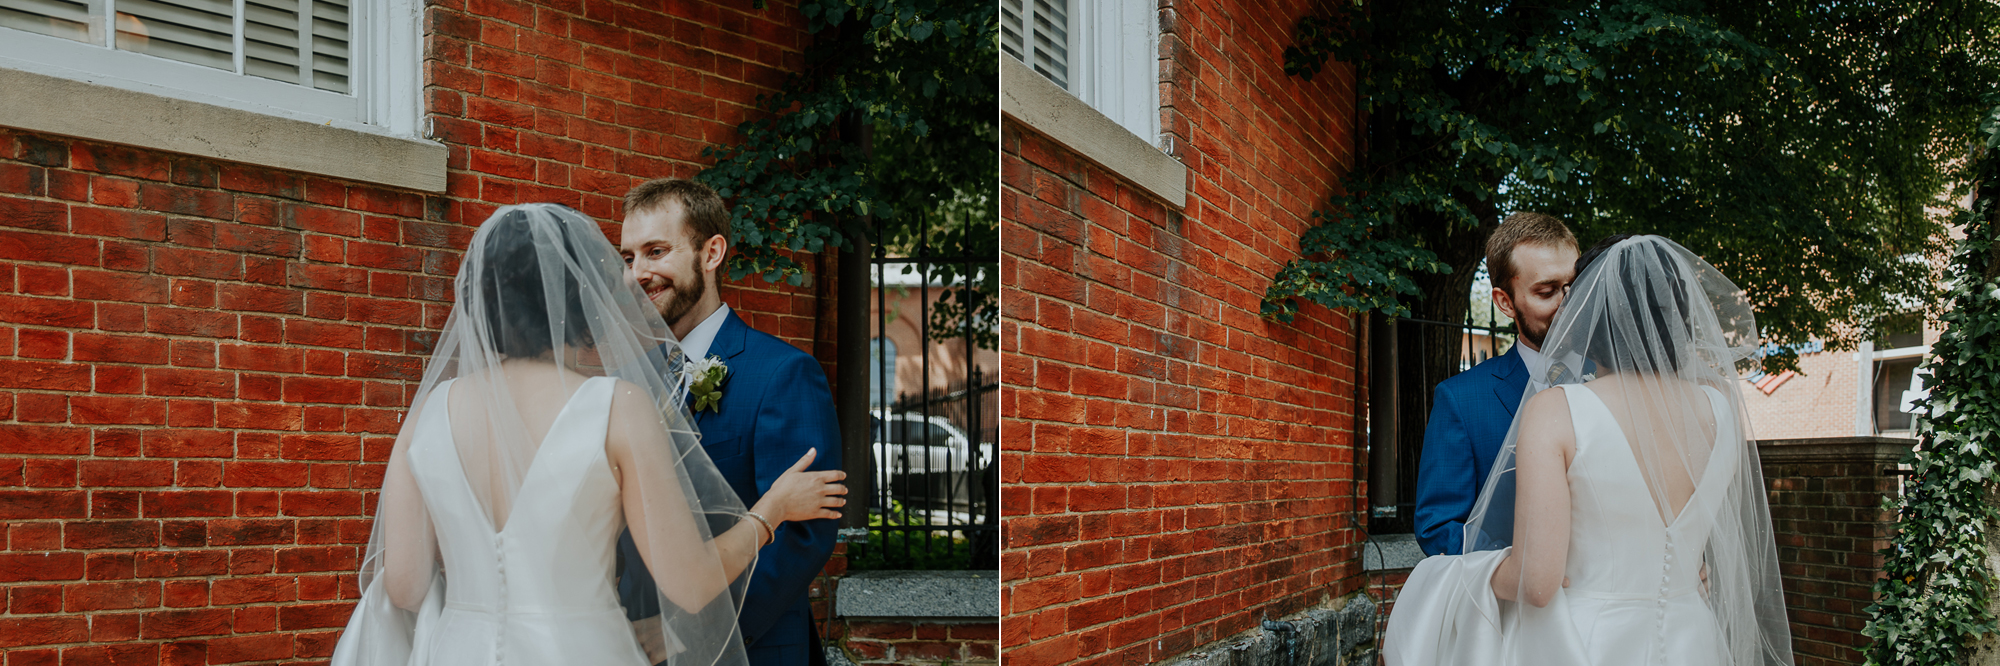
[1864,99,2000,666]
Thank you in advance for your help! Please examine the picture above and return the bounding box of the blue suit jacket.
[1414,346,1529,556]
[618,310,842,663]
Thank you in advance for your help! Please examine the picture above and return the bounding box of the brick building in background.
[1000,2,1375,664]
[1740,324,1940,441]
[0,2,881,664]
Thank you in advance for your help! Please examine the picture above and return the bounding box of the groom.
[615,178,842,665]
[1413,212,1577,556]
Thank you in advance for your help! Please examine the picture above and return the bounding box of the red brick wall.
[1739,350,1863,440]
[0,2,825,663]
[999,2,1365,663]
[1759,439,1907,666]
[838,620,998,665]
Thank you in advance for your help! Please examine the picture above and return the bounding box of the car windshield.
[880,418,952,447]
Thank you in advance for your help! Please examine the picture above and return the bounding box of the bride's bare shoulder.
[604,379,673,446]
[1523,384,1572,414]
[1518,386,1577,456]
[606,378,656,413]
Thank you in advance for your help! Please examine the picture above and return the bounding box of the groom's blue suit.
[617,310,841,666]
[1414,346,1528,556]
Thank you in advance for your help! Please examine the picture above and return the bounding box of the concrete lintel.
[834,570,998,620]
[1001,56,1187,208]
[1756,436,1914,466]
[0,67,447,193]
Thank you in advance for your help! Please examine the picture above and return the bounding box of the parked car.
[869,411,987,512]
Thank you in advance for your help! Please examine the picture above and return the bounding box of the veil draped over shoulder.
[330,203,751,666]
[1441,236,1792,664]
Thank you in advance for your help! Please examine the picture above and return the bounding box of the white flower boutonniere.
[688,355,729,413]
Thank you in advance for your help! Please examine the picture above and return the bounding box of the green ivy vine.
[1864,98,2000,666]
[697,0,998,348]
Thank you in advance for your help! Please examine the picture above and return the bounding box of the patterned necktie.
[665,346,687,384]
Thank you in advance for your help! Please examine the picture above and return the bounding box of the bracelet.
[744,511,776,547]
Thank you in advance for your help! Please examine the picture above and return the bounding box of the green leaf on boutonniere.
[688,355,730,413]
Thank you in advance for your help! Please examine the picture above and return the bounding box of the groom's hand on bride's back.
[762,448,847,523]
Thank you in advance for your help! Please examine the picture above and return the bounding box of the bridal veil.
[1453,235,1793,664]
[330,203,751,666]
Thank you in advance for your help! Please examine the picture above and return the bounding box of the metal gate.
[851,246,998,570]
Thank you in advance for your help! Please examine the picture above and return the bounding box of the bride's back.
[445,362,601,528]
[1576,373,1721,525]
[1560,378,1736,591]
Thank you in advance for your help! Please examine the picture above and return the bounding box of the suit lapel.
[689,310,751,428]
[1491,347,1526,417]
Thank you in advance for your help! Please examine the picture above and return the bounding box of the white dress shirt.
[1515,340,1543,374]
[678,303,731,362]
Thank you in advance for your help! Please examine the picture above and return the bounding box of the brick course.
[0,1,833,662]
[1759,438,1908,666]
[1000,2,1366,663]
[836,620,998,665]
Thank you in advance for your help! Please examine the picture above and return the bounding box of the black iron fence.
[850,247,997,570]
[1366,309,1514,535]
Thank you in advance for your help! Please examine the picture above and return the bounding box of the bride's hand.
[759,448,847,525]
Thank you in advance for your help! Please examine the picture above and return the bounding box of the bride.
[329,203,846,666]
[1385,235,1794,665]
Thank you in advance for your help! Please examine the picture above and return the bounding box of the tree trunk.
[1384,204,1495,528]
[835,119,876,532]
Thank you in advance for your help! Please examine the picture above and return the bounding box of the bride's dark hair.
[473,206,598,358]
[1573,234,1694,374]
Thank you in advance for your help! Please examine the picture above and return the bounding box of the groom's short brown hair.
[624,178,730,249]
[1486,212,1577,295]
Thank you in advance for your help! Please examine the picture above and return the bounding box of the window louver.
[0,0,350,93]
[1000,0,1069,90]
[0,0,94,43]
[117,0,234,71]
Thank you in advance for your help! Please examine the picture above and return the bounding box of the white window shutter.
[2,0,349,92]
[116,0,235,71]
[0,0,97,43]
[1028,0,1068,89]
[309,0,347,92]
[1000,0,1069,91]
[999,0,1023,62]
[244,0,302,83]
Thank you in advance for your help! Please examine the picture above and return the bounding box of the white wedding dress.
[401,376,653,666]
[333,203,751,666]
[1386,382,1737,666]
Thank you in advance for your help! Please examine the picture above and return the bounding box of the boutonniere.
[688,355,729,413]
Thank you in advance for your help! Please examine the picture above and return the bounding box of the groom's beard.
[657,265,706,329]
[1520,319,1549,350]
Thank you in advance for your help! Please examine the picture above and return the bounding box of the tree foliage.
[1865,98,2000,666]
[1272,1,2000,370]
[699,0,998,348]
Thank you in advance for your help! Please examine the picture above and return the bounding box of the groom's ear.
[699,234,728,275]
[1493,285,1520,320]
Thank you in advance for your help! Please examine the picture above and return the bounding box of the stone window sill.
[1000,56,1186,208]
[0,67,447,193]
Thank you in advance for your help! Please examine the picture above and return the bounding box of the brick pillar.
[1758,436,1911,666]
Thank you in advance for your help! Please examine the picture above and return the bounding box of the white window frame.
[1856,341,1932,435]
[1069,1,1160,151]
[1001,0,1184,207]
[0,0,441,191]
[1006,0,1162,149]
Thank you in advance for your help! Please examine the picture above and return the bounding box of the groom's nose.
[627,257,659,285]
